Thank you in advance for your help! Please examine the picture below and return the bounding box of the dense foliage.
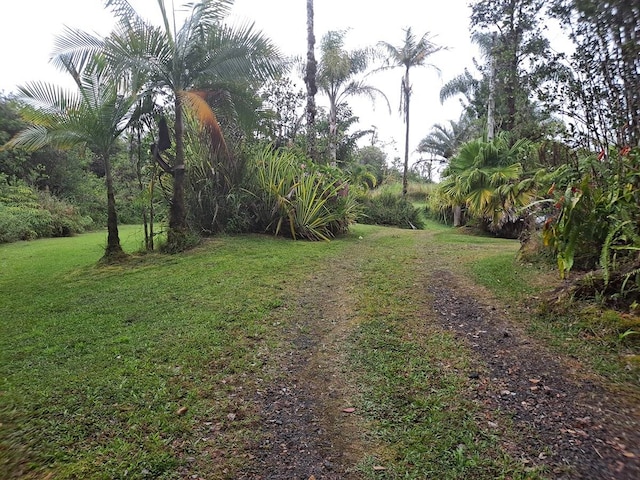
[0,0,637,310]
[358,190,424,230]
[0,175,91,242]
[246,145,359,240]
[541,147,640,305]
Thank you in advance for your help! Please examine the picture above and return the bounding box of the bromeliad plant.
[248,145,358,240]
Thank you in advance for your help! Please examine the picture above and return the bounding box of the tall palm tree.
[305,0,318,161]
[378,28,444,196]
[317,30,389,164]
[99,0,283,250]
[5,59,137,261]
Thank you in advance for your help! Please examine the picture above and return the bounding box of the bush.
[246,145,359,240]
[358,191,424,229]
[37,190,93,236]
[424,186,454,225]
[0,206,50,242]
[540,147,640,307]
[0,176,92,243]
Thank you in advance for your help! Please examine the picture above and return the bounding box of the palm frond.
[18,81,80,120]
[50,27,105,87]
[198,22,283,84]
[180,90,228,156]
[105,0,149,31]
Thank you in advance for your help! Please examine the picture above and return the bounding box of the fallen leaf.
[373,465,386,471]
[176,406,188,416]
[342,407,356,413]
[623,451,637,458]
[529,378,541,384]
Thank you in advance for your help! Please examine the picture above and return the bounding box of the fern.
[621,268,640,298]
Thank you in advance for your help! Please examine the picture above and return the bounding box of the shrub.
[247,145,359,240]
[0,176,92,243]
[541,147,640,307]
[37,190,93,236]
[424,186,454,225]
[0,206,50,242]
[358,191,424,229]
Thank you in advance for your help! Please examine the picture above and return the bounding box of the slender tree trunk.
[402,68,411,197]
[305,0,318,162]
[329,100,337,164]
[103,153,123,259]
[168,95,187,250]
[487,32,497,141]
[453,205,463,227]
[133,126,151,251]
[504,0,518,132]
[150,172,156,251]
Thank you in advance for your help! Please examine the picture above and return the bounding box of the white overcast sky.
[0,0,482,167]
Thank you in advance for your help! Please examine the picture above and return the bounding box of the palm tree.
[378,28,444,196]
[5,59,137,261]
[317,30,389,164]
[418,114,477,160]
[305,0,318,161]
[439,133,536,230]
[100,0,283,251]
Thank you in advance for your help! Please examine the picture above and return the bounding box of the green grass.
[2,222,635,478]
[344,228,544,479]
[459,229,640,386]
[1,226,355,478]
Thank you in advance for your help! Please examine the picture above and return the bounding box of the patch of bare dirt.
[238,259,368,480]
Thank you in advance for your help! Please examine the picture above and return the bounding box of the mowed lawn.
[0,223,573,479]
[1,225,360,478]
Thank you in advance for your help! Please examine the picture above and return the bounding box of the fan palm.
[5,61,137,261]
[439,133,535,229]
[378,28,444,196]
[418,114,477,160]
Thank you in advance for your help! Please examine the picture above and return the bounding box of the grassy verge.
[461,230,640,387]
[0,226,354,478]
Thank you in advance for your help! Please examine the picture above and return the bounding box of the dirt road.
[238,228,640,479]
